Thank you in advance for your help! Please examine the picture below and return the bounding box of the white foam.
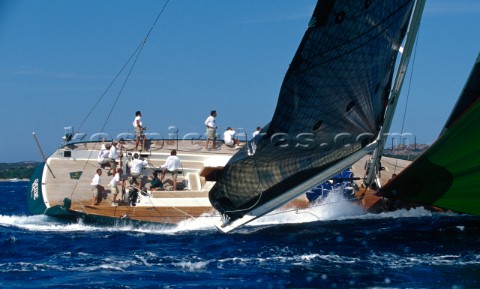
[251,191,451,228]
[0,190,456,234]
[246,191,365,227]
[0,214,107,232]
[173,260,210,271]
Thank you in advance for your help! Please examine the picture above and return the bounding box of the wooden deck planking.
[70,200,214,223]
[45,158,101,205]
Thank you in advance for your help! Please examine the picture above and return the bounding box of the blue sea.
[1,181,480,288]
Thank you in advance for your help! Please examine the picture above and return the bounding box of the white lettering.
[31,178,39,200]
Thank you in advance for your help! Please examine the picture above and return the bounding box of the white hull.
[30,139,241,224]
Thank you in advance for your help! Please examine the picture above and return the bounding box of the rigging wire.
[68,0,171,200]
[78,0,171,134]
[76,43,143,132]
[392,31,419,174]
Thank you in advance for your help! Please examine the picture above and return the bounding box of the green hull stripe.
[380,99,480,215]
[27,163,47,215]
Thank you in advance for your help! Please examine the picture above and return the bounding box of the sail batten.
[209,0,418,229]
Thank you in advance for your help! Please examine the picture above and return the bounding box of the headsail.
[378,53,480,215]
[209,0,419,232]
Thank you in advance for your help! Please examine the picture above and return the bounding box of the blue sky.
[1,0,479,163]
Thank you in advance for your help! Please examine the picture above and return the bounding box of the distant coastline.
[0,178,30,182]
[0,161,40,180]
[383,144,429,161]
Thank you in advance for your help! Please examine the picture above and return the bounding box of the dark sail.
[378,53,480,215]
[209,0,416,222]
[441,54,480,133]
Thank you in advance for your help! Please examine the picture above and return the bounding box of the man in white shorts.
[109,168,124,205]
[161,150,182,190]
[204,110,217,150]
[91,169,105,205]
[133,111,146,151]
[129,153,148,190]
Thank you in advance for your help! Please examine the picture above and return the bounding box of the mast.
[365,0,426,187]
[213,0,421,233]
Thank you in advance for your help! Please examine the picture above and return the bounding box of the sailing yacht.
[28,0,431,228]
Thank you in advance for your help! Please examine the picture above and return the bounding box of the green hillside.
[0,162,40,180]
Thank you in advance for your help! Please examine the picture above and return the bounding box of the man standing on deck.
[129,153,148,190]
[160,150,182,191]
[110,168,125,206]
[133,111,146,151]
[204,110,217,150]
[105,141,119,176]
[91,169,105,206]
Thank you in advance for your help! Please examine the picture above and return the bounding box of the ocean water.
[1,182,479,289]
